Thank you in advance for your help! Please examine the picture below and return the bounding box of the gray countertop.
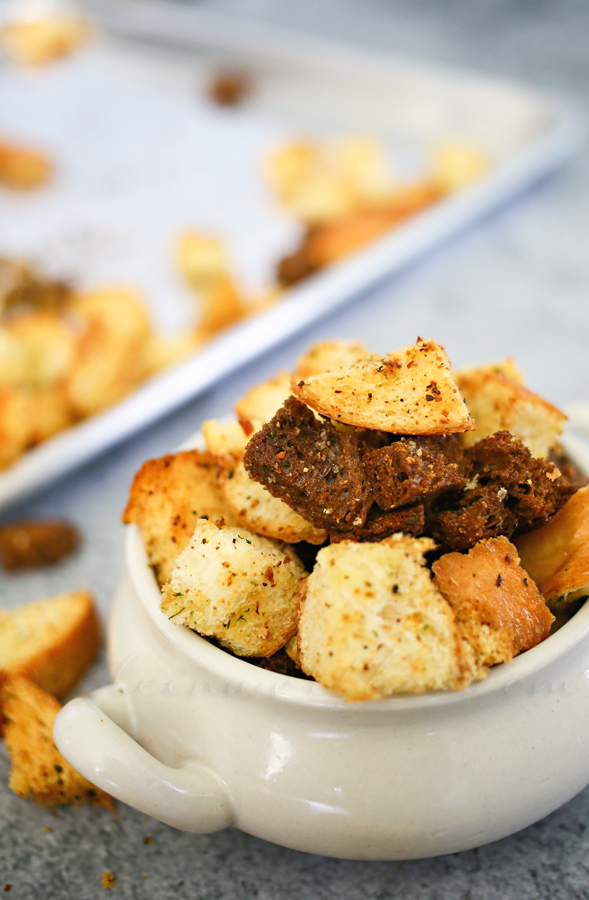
[2,1,589,897]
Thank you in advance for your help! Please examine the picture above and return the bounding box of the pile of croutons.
[124,337,589,701]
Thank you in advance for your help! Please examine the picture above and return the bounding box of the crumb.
[101,871,116,889]
[43,826,52,833]
[208,70,251,106]
[4,887,12,893]
[143,836,153,844]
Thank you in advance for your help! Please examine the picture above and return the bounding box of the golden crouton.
[28,387,72,444]
[455,368,565,458]
[433,536,553,668]
[235,371,291,427]
[0,140,53,189]
[3,310,78,388]
[515,485,589,608]
[123,450,237,585]
[293,338,474,435]
[65,288,152,417]
[202,419,250,465]
[143,331,203,377]
[293,340,373,381]
[3,677,114,810]
[161,521,307,657]
[0,388,33,470]
[0,17,89,66]
[429,141,489,193]
[456,357,525,386]
[174,232,229,289]
[196,275,247,339]
[219,461,327,544]
[297,535,476,701]
[0,591,100,705]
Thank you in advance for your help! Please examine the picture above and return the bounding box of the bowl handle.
[54,685,233,833]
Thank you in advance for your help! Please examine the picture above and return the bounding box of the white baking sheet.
[0,0,584,510]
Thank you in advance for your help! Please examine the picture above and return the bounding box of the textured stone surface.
[2,0,589,896]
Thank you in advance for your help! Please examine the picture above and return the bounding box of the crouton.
[293,340,373,381]
[27,387,72,444]
[3,311,78,388]
[123,450,238,585]
[455,368,565,458]
[196,275,247,339]
[174,233,229,289]
[202,419,250,465]
[297,535,476,700]
[456,358,525,386]
[433,536,553,668]
[515,485,589,608]
[0,388,33,469]
[3,677,114,810]
[429,141,488,193]
[161,520,306,657]
[235,371,291,427]
[0,17,89,66]
[284,634,299,666]
[293,338,474,435]
[0,591,100,705]
[143,331,203,376]
[65,288,152,417]
[0,140,53,189]
[219,461,327,544]
[0,520,79,570]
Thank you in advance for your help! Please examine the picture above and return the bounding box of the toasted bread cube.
[161,521,306,657]
[174,232,229,289]
[219,461,327,545]
[123,450,238,585]
[65,288,152,417]
[196,275,247,339]
[235,371,291,426]
[0,591,100,703]
[0,141,53,189]
[298,535,476,700]
[293,338,473,435]
[143,331,203,376]
[515,485,589,608]
[0,17,89,66]
[293,340,373,381]
[0,520,78,570]
[456,358,525,386]
[4,311,78,388]
[202,419,250,465]
[0,388,33,469]
[455,369,565,458]
[27,387,72,444]
[429,141,488,193]
[433,536,553,668]
[3,677,114,809]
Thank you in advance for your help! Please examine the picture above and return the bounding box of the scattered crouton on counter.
[3,676,114,810]
[0,140,53,190]
[0,591,100,707]
[0,519,79,570]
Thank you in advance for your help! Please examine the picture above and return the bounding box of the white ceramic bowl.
[55,431,589,860]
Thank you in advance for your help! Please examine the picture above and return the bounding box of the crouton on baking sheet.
[293,339,473,434]
[123,450,238,585]
[161,520,307,657]
[235,371,291,427]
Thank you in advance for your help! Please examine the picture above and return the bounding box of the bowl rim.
[124,428,589,711]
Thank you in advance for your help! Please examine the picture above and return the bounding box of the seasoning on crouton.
[515,485,589,608]
[161,520,307,657]
[0,591,100,705]
[202,419,250,465]
[293,338,474,434]
[65,288,152,417]
[0,140,53,189]
[455,368,565,458]
[3,677,114,810]
[433,536,553,668]
[235,371,291,428]
[219,461,327,544]
[293,340,373,382]
[297,534,476,701]
[0,520,79,570]
[123,450,238,585]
